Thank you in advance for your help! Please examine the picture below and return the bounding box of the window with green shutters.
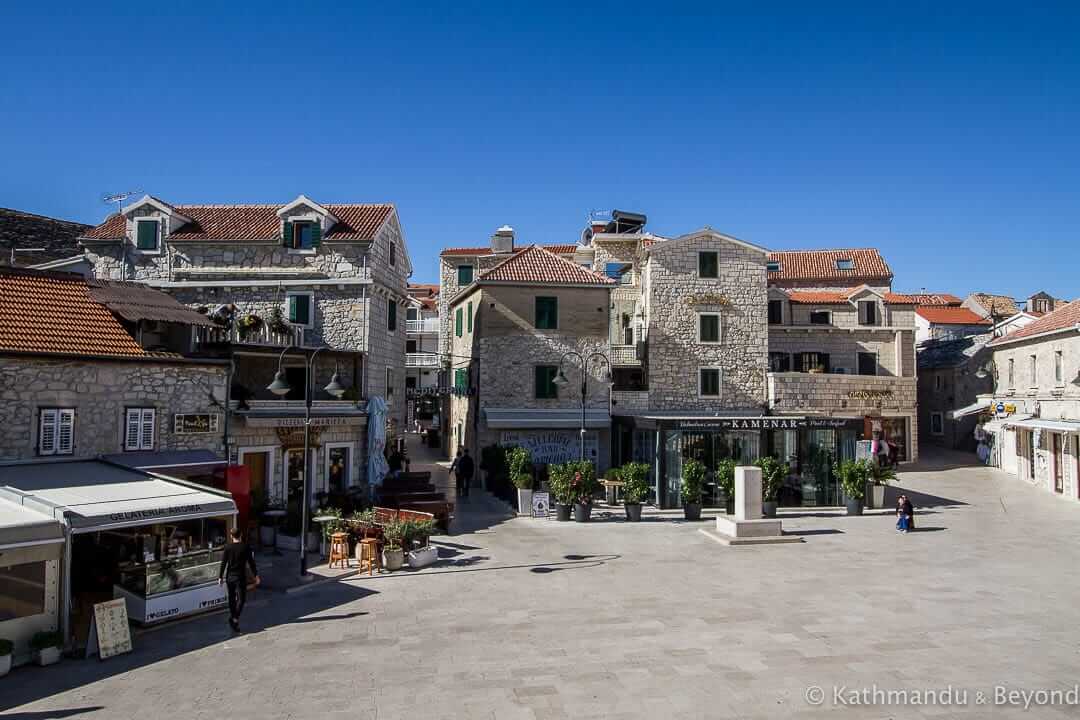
[135,220,159,251]
[699,368,721,397]
[457,265,474,285]
[283,220,321,250]
[286,293,313,326]
[698,251,719,278]
[467,301,473,332]
[387,299,397,332]
[534,365,558,399]
[454,368,468,391]
[698,313,721,343]
[535,296,558,329]
[455,308,463,337]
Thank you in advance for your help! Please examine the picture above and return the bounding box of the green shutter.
[458,265,473,285]
[310,222,322,248]
[283,221,293,248]
[534,366,557,399]
[467,302,473,332]
[136,221,158,250]
[455,308,463,337]
[535,297,557,329]
[454,368,467,390]
[287,296,297,322]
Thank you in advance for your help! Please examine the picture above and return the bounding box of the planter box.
[0,653,10,677]
[846,498,864,516]
[516,488,534,516]
[624,503,642,522]
[573,503,592,522]
[871,484,886,509]
[762,501,777,518]
[407,546,438,568]
[684,503,702,521]
[34,647,61,667]
[382,548,404,571]
[555,504,572,522]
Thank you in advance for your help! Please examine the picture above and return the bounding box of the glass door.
[285,448,307,534]
[802,430,837,506]
[664,431,682,508]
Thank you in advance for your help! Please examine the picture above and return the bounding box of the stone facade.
[0,356,228,461]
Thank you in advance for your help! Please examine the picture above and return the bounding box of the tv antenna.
[102,190,143,216]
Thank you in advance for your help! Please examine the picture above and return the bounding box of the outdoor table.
[311,515,340,557]
[602,480,624,506]
[262,509,287,555]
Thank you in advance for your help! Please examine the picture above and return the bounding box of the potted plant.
[404,518,439,568]
[0,638,12,677]
[835,459,870,515]
[755,456,789,518]
[29,631,63,666]
[681,458,706,521]
[866,460,896,509]
[381,519,405,571]
[715,459,736,515]
[548,462,573,521]
[619,462,650,522]
[268,305,291,335]
[568,461,600,522]
[507,446,534,515]
[237,313,264,340]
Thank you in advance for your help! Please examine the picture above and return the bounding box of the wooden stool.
[358,538,381,575]
[328,532,350,569]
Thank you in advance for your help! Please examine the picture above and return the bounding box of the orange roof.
[441,243,578,256]
[990,300,1080,346]
[0,267,145,358]
[916,307,991,325]
[83,203,394,242]
[889,292,962,306]
[786,291,851,304]
[968,293,1020,317]
[479,245,614,286]
[768,248,892,284]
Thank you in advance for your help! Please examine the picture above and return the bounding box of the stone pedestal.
[735,466,763,521]
[703,466,802,546]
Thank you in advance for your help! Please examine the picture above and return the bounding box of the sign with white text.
[500,430,599,465]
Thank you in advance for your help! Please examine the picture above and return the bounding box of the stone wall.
[0,357,227,461]
[768,330,903,376]
[767,373,917,416]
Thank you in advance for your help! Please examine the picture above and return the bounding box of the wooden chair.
[358,537,381,575]
[328,532,350,569]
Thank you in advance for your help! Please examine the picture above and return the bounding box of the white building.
[406,284,441,430]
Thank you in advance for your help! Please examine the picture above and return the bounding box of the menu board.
[87,598,133,660]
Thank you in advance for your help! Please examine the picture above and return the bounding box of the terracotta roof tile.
[786,291,852,304]
[990,300,1080,346]
[968,293,1020,317]
[915,307,992,325]
[767,248,892,284]
[479,245,614,286]
[0,267,145,357]
[83,203,393,242]
[889,292,962,306]
[441,243,578,256]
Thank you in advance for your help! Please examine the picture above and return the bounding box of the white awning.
[0,460,236,533]
[484,408,611,429]
[950,401,991,419]
[1007,418,1080,435]
[0,497,63,550]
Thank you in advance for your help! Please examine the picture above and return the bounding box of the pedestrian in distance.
[450,447,462,493]
[219,527,259,632]
[895,496,909,533]
[901,494,915,531]
[457,447,475,499]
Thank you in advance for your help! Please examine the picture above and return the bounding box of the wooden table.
[601,480,624,505]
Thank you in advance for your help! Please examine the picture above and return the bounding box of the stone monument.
[707,466,802,545]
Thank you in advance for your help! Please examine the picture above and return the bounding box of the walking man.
[219,527,259,632]
[457,447,475,499]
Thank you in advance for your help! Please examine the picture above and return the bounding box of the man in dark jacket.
[457,448,474,498]
[219,527,259,631]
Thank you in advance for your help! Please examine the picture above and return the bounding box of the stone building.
[914,306,992,343]
[916,333,993,451]
[405,283,441,430]
[80,194,411,519]
[978,301,1080,498]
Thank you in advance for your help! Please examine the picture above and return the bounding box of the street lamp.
[553,351,612,461]
[266,346,347,576]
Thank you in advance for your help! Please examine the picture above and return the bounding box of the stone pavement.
[4,448,1080,719]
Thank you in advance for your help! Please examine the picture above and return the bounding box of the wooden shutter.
[57,409,75,455]
[125,409,142,450]
[455,308,463,337]
[467,302,473,332]
[287,296,297,322]
[39,409,58,455]
[283,221,293,248]
[136,220,158,250]
[311,222,322,247]
[140,409,156,450]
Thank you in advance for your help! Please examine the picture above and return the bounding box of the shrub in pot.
[381,519,405,571]
[681,458,706,521]
[403,518,439,568]
[755,456,789,518]
[547,462,574,520]
[0,638,12,677]
[866,460,896,509]
[566,461,601,522]
[835,459,870,515]
[619,462,650,522]
[506,446,535,515]
[714,459,736,515]
[30,631,63,666]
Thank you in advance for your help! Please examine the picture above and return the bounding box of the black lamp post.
[552,351,611,461]
[267,346,346,576]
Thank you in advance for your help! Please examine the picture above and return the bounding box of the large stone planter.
[516,488,534,516]
[624,503,642,522]
[871,484,886,509]
[382,548,404,571]
[573,502,592,522]
[34,647,61,667]
[407,546,438,568]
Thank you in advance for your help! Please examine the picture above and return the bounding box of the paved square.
[3,450,1080,719]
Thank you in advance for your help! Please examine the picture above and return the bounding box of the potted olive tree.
[756,456,789,518]
[867,460,896,509]
[715,459,736,515]
[548,462,573,521]
[0,638,12,677]
[30,631,63,666]
[619,462,650,522]
[568,461,601,522]
[507,446,534,516]
[381,519,405,571]
[836,459,870,516]
[681,458,706,521]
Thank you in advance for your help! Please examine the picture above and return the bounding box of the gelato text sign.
[501,430,599,465]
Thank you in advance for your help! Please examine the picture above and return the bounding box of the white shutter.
[125,409,142,451]
[140,409,156,450]
[39,409,58,455]
[57,409,75,455]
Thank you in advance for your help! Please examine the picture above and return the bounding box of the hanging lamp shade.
[267,369,292,396]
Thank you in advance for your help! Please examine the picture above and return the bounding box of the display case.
[115,548,228,624]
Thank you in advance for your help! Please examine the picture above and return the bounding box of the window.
[0,561,46,620]
[125,407,156,451]
[1029,355,1037,386]
[935,374,943,391]
[135,219,160,251]
[327,445,350,493]
[455,307,463,337]
[467,301,473,332]
[698,313,721,343]
[857,352,878,376]
[768,300,783,325]
[766,261,781,273]
[454,367,468,391]
[535,296,558,329]
[407,308,418,321]
[286,292,313,327]
[1055,351,1064,384]
[835,258,854,271]
[930,412,944,436]
[284,220,321,250]
[406,339,417,353]
[38,408,74,456]
[769,352,791,372]
[534,365,558,399]
[457,265,474,285]
[809,310,830,325]
[1008,358,1015,388]
[389,240,397,267]
[858,301,878,326]
[798,352,830,373]
[699,368,721,397]
[698,251,719,278]
[385,368,394,397]
[387,298,397,332]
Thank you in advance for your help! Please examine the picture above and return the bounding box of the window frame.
[698,367,722,398]
[286,219,320,252]
[768,299,784,325]
[930,411,944,436]
[385,368,394,397]
[697,312,722,344]
[124,406,156,452]
[1029,354,1038,388]
[457,264,474,286]
[133,217,162,253]
[1007,358,1015,388]
[858,300,878,326]
[1054,350,1064,385]
[324,441,354,493]
[857,351,878,376]
[534,365,559,400]
[467,301,474,333]
[389,239,397,267]
[934,374,943,391]
[38,407,75,456]
[766,260,781,273]
[768,352,791,373]
[698,251,719,279]
[534,296,558,330]
[285,291,315,328]
[835,258,854,271]
[809,310,831,325]
[387,298,397,332]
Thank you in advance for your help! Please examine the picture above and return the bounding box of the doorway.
[1052,433,1064,493]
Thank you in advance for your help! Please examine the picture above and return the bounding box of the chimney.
[491,225,515,254]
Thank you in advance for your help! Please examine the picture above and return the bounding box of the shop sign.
[173,413,220,434]
[847,389,894,400]
[677,417,857,431]
[245,416,362,428]
[407,386,474,398]
[108,504,204,523]
[531,492,550,518]
[87,598,132,660]
[500,431,599,465]
[1005,404,1017,414]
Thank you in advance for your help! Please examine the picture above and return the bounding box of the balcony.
[767,372,917,414]
[196,323,305,348]
[406,352,440,368]
[406,318,440,335]
[610,390,649,414]
[611,344,642,367]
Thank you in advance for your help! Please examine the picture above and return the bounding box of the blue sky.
[2,2,1077,297]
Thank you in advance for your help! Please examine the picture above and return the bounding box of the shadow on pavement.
[351,554,622,580]
[0,709,105,719]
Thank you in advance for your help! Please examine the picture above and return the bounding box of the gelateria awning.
[1006,418,1080,434]
[484,408,611,429]
[0,496,63,550]
[0,459,236,533]
[949,401,991,419]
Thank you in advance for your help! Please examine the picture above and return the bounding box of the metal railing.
[406,318,440,334]
[610,345,641,366]
[405,352,440,367]
[196,323,305,347]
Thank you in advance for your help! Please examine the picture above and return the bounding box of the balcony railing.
[196,323,305,348]
[406,318,440,334]
[610,390,649,414]
[406,352,440,368]
[611,345,641,366]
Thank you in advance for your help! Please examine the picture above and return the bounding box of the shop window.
[698,313,721,343]
[809,310,830,325]
[286,292,314,327]
[769,352,790,372]
[327,446,350,493]
[768,299,783,325]
[39,407,74,456]
[125,407,156,451]
[388,298,397,332]
[535,365,558,399]
[283,220,321,250]
[135,218,160,251]
[457,265,474,285]
[535,296,558,329]
[698,251,719,278]
[857,352,878,376]
[699,368,721,397]
[930,412,944,435]
[858,301,878,326]
[0,561,46,620]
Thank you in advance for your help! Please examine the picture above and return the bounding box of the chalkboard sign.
[86,598,133,660]
[531,492,550,518]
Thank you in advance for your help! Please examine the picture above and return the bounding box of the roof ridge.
[768,248,881,254]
